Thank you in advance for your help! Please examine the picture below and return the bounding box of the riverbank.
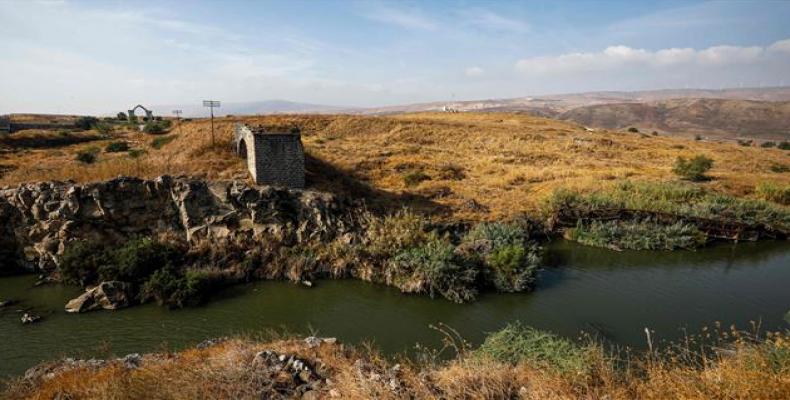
[2,240,789,380]
[4,324,789,399]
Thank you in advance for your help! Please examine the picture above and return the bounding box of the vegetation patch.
[74,146,99,164]
[566,219,707,250]
[672,155,713,181]
[151,135,176,149]
[755,181,790,206]
[143,120,172,134]
[475,322,594,376]
[105,141,129,153]
[403,170,431,187]
[546,180,790,242]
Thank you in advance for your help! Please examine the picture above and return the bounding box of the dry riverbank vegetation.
[1,112,788,221]
[5,325,790,399]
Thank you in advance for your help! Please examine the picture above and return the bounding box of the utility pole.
[202,100,221,146]
[172,109,182,135]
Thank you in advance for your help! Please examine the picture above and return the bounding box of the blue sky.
[1,0,789,114]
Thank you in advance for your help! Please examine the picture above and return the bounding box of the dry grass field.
[1,112,788,221]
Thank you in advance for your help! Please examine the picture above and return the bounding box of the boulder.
[65,281,132,313]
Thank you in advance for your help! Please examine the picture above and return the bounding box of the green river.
[2,240,789,378]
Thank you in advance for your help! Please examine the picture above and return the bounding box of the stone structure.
[127,105,154,122]
[233,123,305,188]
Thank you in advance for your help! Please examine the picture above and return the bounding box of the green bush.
[778,141,790,150]
[141,268,213,308]
[627,127,639,133]
[59,241,113,286]
[566,219,707,250]
[672,155,713,181]
[403,170,431,187]
[755,182,790,206]
[105,141,129,153]
[98,237,181,283]
[128,149,146,158]
[485,244,539,291]
[151,135,176,149]
[74,116,99,131]
[117,112,127,121]
[463,222,540,292]
[738,139,753,147]
[475,323,593,376]
[92,122,112,135]
[761,141,776,148]
[75,147,99,164]
[391,235,477,303]
[769,163,789,173]
[143,120,170,134]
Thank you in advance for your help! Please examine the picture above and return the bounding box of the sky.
[1,0,790,114]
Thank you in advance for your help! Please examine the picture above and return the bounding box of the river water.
[1,240,789,378]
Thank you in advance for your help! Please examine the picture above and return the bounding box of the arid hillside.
[1,112,788,221]
[558,98,790,140]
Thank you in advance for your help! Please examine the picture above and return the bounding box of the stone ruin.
[127,104,154,122]
[233,123,305,188]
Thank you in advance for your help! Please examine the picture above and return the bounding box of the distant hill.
[357,87,790,140]
[152,100,347,118]
[558,99,790,140]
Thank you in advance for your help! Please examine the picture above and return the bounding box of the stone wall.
[233,124,305,188]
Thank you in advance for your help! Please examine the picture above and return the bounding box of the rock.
[65,281,132,313]
[0,299,18,307]
[304,336,322,348]
[0,176,362,279]
[301,280,313,288]
[21,313,41,324]
[196,337,228,349]
[120,353,143,369]
[301,390,320,400]
[329,389,341,398]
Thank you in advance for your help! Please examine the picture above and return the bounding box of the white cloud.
[361,4,437,30]
[458,9,529,33]
[515,40,786,75]
[465,66,484,77]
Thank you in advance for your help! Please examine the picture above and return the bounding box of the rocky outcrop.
[65,281,132,313]
[0,176,362,275]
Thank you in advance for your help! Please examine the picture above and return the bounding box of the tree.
[117,112,127,121]
[672,155,713,182]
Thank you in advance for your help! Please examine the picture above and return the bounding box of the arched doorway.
[237,138,248,159]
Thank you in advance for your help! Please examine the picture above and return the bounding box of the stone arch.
[237,138,248,159]
[127,104,154,122]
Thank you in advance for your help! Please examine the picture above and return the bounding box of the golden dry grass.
[6,332,789,400]
[1,113,788,221]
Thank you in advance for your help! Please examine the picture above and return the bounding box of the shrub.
[97,237,181,283]
[105,141,129,153]
[485,244,539,291]
[92,122,112,135]
[779,141,790,150]
[128,149,146,159]
[755,182,790,206]
[475,323,593,376]
[59,241,113,286]
[143,120,170,134]
[151,135,176,149]
[365,209,427,258]
[761,141,776,148]
[770,163,789,173]
[566,219,707,250]
[672,155,713,181]
[651,131,659,136]
[738,139,753,147]
[116,112,127,121]
[627,127,639,133]
[74,116,99,131]
[75,147,99,164]
[141,268,213,308]
[391,235,477,303]
[403,170,431,187]
[694,134,702,141]
[462,222,541,292]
